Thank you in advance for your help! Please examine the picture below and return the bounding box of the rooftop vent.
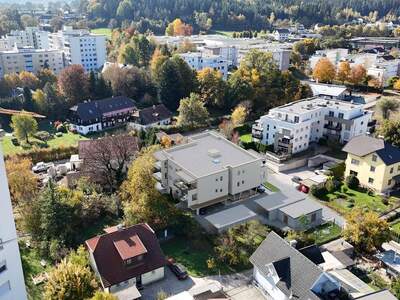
[208,149,221,158]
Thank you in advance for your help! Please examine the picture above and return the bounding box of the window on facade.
[338,113,344,119]
[390,167,394,174]
[294,116,299,123]
[0,260,6,274]
[192,194,197,201]
[311,213,316,222]
[215,189,218,193]
[329,111,334,117]
[388,179,392,186]
[368,178,374,184]
[351,159,360,165]
[350,170,358,176]
[372,155,377,162]
[370,166,375,172]
[237,182,240,187]
[220,176,223,181]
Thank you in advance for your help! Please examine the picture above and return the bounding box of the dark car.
[291,176,302,184]
[167,258,188,280]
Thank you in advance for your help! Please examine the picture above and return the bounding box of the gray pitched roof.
[137,104,172,125]
[342,135,400,165]
[250,231,323,300]
[355,290,397,300]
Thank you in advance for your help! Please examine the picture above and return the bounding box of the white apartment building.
[252,97,372,155]
[153,131,267,214]
[202,45,238,66]
[49,26,107,72]
[0,47,65,77]
[309,48,349,69]
[0,27,50,51]
[179,52,229,79]
[0,130,27,300]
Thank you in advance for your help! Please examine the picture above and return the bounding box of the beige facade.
[0,47,64,77]
[154,131,267,213]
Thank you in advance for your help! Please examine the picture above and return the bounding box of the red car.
[167,258,188,280]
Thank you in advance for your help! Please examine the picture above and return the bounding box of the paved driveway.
[267,168,346,228]
[140,269,267,300]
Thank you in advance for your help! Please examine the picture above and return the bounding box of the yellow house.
[342,135,400,193]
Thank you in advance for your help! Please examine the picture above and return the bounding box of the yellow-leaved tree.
[336,61,351,83]
[312,58,336,83]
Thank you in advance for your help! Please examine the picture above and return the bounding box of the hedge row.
[5,146,78,164]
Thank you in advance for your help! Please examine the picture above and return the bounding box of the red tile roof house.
[85,223,167,300]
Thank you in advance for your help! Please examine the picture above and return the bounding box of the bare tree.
[80,135,139,191]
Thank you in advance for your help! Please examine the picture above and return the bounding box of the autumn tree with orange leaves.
[312,58,336,83]
[165,18,193,36]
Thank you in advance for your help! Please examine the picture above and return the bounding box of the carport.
[204,205,258,233]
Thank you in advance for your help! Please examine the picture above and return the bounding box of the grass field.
[2,132,88,156]
[239,133,252,143]
[307,222,342,245]
[209,30,235,37]
[20,242,51,300]
[317,185,397,215]
[90,28,112,38]
[264,181,280,192]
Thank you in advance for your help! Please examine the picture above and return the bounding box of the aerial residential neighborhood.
[2,1,400,300]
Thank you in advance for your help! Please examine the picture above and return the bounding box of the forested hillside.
[82,0,400,32]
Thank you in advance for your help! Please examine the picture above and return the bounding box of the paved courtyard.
[140,268,267,300]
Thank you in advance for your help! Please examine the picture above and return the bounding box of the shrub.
[34,131,52,141]
[310,185,328,199]
[382,196,389,206]
[342,186,348,194]
[325,179,339,193]
[345,175,359,189]
[329,162,345,181]
[56,123,67,133]
[11,137,19,146]
[5,146,78,164]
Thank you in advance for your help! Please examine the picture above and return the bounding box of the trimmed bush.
[325,179,339,193]
[34,131,52,141]
[310,185,328,199]
[345,175,359,189]
[5,146,77,164]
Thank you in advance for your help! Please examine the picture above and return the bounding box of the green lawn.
[20,241,51,300]
[209,30,235,37]
[317,185,397,215]
[390,219,400,234]
[239,133,252,143]
[90,28,112,38]
[307,222,342,245]
[2,132,88,156]
[264,181,280,192]
[161,237,238,277]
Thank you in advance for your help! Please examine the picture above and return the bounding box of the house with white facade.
[179,52,228,79]
[0,129,27,300]
[252,97,372,156]
[69,96,136,135]
[85,223,166,300]
[153,131,267,214]
[273,29,290,41]
[129,104,172,131]
[250,231,341,300]
[49,26,107,72]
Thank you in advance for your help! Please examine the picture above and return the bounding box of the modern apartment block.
[49,26,107,72]
[179,52,228,79]
[0,130,27,300]
[202,45,238,66]
[0,47,65,77]
[252,97,372,155]
[153,131,267,214]
[0,27,50,51]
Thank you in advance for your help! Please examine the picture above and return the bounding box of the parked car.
[291,176,302,184]
[167,258,188,280]
[32,162,52,173]
[314,169,329,175]
[256,185,267,193]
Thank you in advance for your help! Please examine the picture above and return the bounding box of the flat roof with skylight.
[158,131,262,177]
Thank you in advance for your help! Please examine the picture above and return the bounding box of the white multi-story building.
[202,45,238,66]
[49,26,107,72]
[0,130,27,300]
[309,48,349,69]
[0,27,50,51]
[153,131,267,214]
[272,29,290,41]
[179,52,229,79]
[252,97,372,155]
[0,47,65,77]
